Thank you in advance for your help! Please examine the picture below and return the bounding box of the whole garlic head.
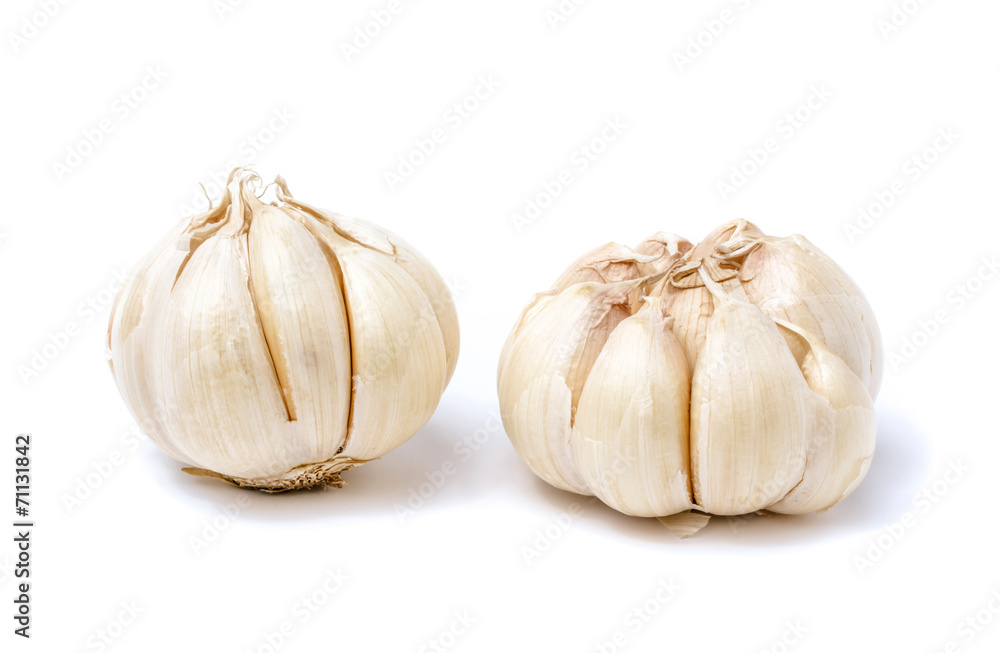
[497,221,880,522]
[108,169,459,491]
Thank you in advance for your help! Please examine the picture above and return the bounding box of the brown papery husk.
[183,457,363,493]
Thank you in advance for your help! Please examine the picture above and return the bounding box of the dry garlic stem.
[552,233,692,291]
[633,232,693,275]
[552,243,662,291]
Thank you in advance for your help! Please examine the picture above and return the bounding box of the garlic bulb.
[108,169,459,491]
[497,221,880,521]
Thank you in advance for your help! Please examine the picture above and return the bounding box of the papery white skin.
[497,222,882,527]
[108,169,458,491]
[766,319,876,515]
[497,279,640,493]
[571,296,692,517]
[733,233,883,399]
[689,270,822,516]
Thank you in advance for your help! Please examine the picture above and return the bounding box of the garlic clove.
[659,283,710,371]
[245,194,354,466]
[381,235,460,385]
[155,232,303,480]
[497,280,641,494]
[108,172,261,470]
[276,181,460,386]
[689,268,821,515]
[299,218,448,462]
[108,216,203,466]
[766,320,877,515]
[738,234,883,398]
[501,374,583,493]
[570,296,693,517]
[497,291,558,387]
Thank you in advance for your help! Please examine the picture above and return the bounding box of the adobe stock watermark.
[853,460,969,575]
[340,0,417,63]
[888,254,997,372]
[509,116,626,234]
[930,589,1000,653]
[716,84,832,201]
[844,127,958,243]
[876,0,932,41]
[394,410,502,522]
[62,424,146,514]
[188,493,253,556]
[84,600,144,652]
[672,0,757,73]
[544,0,591,31]
[724,511,767,534]
[756,620,808,653]
[17,268,128,385]
[51,65,169,182]
[360,302,437,378]
[7,0,73,54]
[244,567,348,653]
[213,0,250,20]
[178,107,295,218]
[384,74,500,192]
[417,611,477,653]
[520,501,587,566]
[594,578,681,653]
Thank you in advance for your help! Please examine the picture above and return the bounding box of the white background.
[2,0,999,651]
